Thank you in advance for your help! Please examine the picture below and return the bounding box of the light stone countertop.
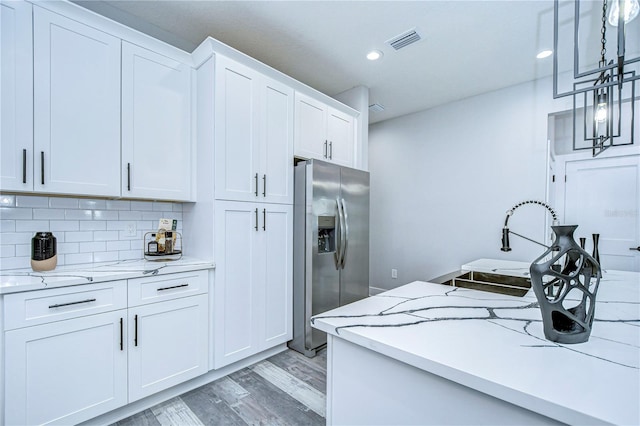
[0,257,215,294]
[312,259,640,425]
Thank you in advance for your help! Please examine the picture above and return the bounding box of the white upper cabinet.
[33,6,121,197]
[294,92,356,168]
[327,108,355,167]
[214,55,294,204]
[1,0,33,192]
[121,42,193,201]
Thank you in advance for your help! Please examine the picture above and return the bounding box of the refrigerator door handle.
[334,197,343,270]
[340,198,349,269]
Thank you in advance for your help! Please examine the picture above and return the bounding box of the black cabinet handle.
[323,141,328,158]
[262,208,266,231]
[255,208,259,231]
[40,151,45,185]
[22,149,27,184]
[127,163,131,191]
[157,283,189,291]
[48,298,96,309]
[119,317,124,351]
[134,314,138,346]
[630,246,640,251]
[262,174,266,197]
[329,141,333,159]
[254,173,259,197]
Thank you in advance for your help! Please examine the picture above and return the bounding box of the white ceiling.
[75,1,559,123]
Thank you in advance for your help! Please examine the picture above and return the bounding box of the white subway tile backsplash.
[50,221,80,232]
[118,210,143,221]
[15,195,47,208]
[33,208,66,220]
[15,244,30,257]
[142,211,163,221]
[119,250,141,260]
[94,231,119,241]
[130,201,154,211]
[0,195,16,207]
[65,231,94,243]
[93,210,119,220]
[0,207,32,220]
[79,220,106,231]
[0,232,33,245]
[93,251,119,263]
[15,220,50,232]
[153,202,173,212]
[49,198,79,209]
[65,252,94,265]
[106,200,130,210]
[0,195,184,270]
[79,199,106,210]
[79,241,106,253]
[107,240,131,251]
[1,245,15,258]
[65,210,93,221]
[57,242,79,254]
[0,256,30,270]
[0,220,15,232]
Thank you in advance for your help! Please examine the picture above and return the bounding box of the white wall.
[369,76,573,292]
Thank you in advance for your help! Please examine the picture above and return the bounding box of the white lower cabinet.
[5,310,128,425]
[213,201,293,368]
[128,294,208,402]
[3,270,209,425]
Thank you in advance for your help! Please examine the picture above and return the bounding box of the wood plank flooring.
[112,349,327,426]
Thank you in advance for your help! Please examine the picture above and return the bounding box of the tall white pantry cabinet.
[210,54,294,369]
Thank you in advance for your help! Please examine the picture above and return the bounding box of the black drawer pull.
[134,314,138,346]
[40,151,45,185]
[48,298,96,309]
[157,283,189,292]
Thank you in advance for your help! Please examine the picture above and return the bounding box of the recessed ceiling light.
[536,50,553,59]
[366,50,383,61]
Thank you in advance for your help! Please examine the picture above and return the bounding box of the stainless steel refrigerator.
[289,159,370,357]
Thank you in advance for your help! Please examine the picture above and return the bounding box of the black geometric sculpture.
[530,225,602,344]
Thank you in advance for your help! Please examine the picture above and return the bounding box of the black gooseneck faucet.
[501,200,558,252]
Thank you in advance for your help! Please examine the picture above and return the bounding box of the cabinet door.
[327,108,355,167]
[214,56,261,202]
[260,78,294,204]
[128,294,208,402]
[33,6,121,197]
[213,201,258,368]
[4,310,127,425]
[294,92,328,161]
[259,204,293,349]
[1,0,33,192]
[122,42,193,201]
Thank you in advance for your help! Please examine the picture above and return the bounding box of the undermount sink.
[434,270,531,297]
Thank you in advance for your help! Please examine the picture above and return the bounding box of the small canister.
[31,232,57,271]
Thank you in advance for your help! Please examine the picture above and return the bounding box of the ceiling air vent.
[369,103,385,113]
[386,28,422,51]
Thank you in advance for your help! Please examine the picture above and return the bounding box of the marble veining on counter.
[0,257,215,294]
[312,266,640,425]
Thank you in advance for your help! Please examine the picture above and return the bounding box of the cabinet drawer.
[128,270,208,307]
[4,281,127,330]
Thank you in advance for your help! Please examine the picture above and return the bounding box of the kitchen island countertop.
[312,259,640,425]
[0,257,215,294]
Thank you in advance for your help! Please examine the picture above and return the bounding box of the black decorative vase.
[529,225,601,344]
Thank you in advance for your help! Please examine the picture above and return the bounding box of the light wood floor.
[113,349,327,426]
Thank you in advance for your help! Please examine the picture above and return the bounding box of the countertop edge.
[0,258,215,295]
